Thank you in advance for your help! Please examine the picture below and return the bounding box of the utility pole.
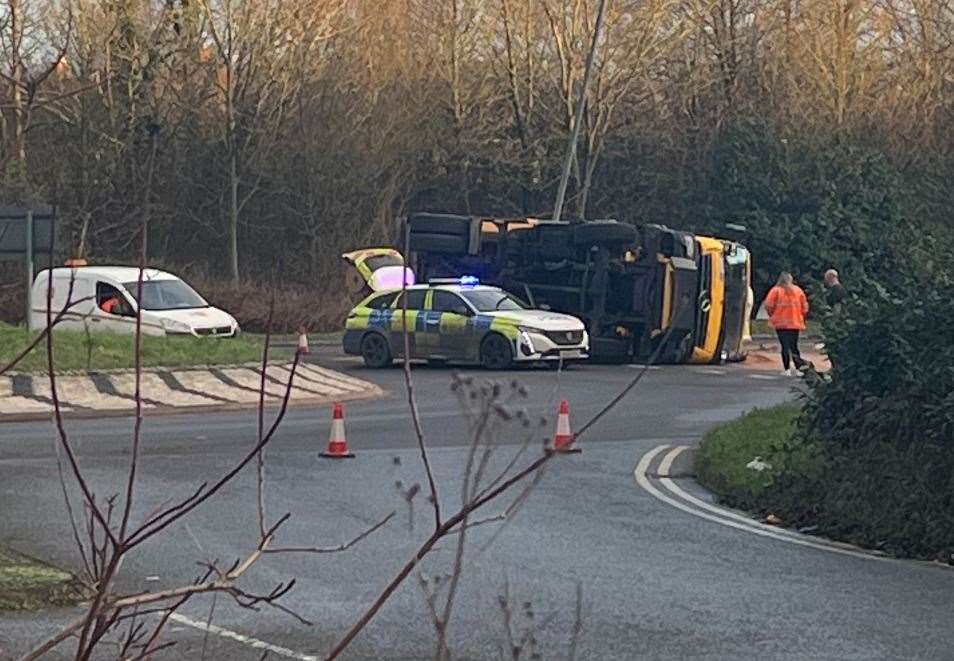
[25,210,34,327]
[552,0,610,222]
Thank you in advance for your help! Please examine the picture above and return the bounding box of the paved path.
[2,347,951,660]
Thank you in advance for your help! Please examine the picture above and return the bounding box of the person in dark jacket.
[824,269,847,313]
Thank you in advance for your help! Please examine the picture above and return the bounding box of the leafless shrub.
[19,265,389,660]
[16,227,669,661]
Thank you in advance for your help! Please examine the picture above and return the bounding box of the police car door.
[390,289,427,358]
[431,290,475,360]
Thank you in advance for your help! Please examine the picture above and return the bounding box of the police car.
[341,249,588,369]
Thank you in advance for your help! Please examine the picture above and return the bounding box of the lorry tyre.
[572,221,638,247]
[361,332,393,368]
[408,232,469,254]
[480,333,513,370]
[535,226,576,260]
[408,213,471,236]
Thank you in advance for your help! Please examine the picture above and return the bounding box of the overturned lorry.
[401,213,751,364]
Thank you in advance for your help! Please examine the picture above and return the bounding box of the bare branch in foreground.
[266,511,396,555]
[0,267,93,375]
[400,221,442,530]
[24,294,395,658]
[329,326,674,657]
[257,297,276,540]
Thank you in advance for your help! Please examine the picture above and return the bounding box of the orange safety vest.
[764,285,809,330]
[101,297,119,314]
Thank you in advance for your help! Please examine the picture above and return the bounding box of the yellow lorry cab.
[720,242,752,362]
[690,236,726,364]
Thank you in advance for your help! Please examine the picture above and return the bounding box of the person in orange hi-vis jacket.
[764,271,809,376]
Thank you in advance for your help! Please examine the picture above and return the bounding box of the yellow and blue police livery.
[342,276,589,370]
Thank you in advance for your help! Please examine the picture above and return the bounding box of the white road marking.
[656,444,685,476]
[633,445,884,562]
[168,613,317,660]
[656,447,857,547]
[748,374,780,380]
[699,368,726,375]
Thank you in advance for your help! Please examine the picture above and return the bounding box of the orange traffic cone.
[320,402,355,458]
[550,400,581,454]
[297,326,310,355]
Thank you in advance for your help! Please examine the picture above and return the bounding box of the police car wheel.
[480,334,513,370]
[361,333,392,368]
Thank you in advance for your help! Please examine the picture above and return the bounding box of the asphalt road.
[2,347,953,660]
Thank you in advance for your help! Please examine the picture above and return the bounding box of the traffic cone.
[320,402,355,459]
[297,326,310,355]
[550,400,581,454]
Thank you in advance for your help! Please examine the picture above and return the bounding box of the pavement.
[0,362,380,420]
[1,344,952,660]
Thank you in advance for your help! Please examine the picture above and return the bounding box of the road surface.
[1,347,952,660]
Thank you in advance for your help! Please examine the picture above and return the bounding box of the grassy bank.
[695,403,817,510]
[697,403,954,561]
[0,548,86,611]
[0,323,291,373]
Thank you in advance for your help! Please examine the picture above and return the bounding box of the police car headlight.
[517,327,537,354]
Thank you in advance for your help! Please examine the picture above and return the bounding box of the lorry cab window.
[123,280,207,311]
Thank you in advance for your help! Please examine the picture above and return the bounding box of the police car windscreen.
[460,290,526,312]
[124,280,208,311]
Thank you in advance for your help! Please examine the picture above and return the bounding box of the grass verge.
[697,405,954,561]
[0,548,87,611]
[695,403,816,510]
[0,322,291,373]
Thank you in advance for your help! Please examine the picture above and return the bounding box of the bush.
[697,119,924,299]
[764,245,954,560]
[184,274,352,334]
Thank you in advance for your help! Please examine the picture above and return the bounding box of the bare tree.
[0,0,72,190]
[197,0,346,283]
[543,0,686,217]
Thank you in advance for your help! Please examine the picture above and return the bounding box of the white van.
[30,266,240,338]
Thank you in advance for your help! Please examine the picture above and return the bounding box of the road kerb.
[635,445,893,563]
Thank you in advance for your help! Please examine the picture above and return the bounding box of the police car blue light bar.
[427,275,481,286]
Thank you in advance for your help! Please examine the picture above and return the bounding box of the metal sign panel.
[0,206,55,259]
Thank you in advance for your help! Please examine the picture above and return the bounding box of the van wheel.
[480,334,513,370]
[361,333,392,368]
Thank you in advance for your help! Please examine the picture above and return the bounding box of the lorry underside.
[406,214,704,364]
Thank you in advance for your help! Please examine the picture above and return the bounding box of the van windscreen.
[123,280,208,311]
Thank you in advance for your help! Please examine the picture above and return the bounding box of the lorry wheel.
[480,333,513,370]
[408,213,471,236]
[408,232,469,254]
[361,332,393,368]
[572,221,638,247]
